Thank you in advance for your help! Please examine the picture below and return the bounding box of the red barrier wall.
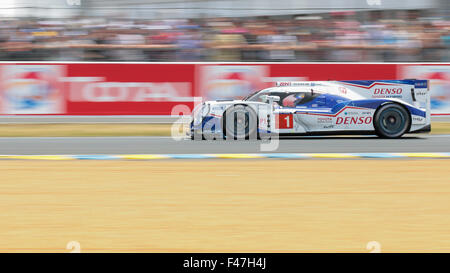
[0,63,448,115]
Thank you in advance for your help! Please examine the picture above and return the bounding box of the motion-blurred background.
[0,0,448,119]
[0,0,448,62]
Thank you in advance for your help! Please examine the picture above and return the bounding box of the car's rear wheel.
[374,104,411,138]
[223,105,258,140]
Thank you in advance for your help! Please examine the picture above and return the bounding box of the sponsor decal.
[323,125,334,129]
[374,88,402,95]
[212,105,225,111]
[336,116,373,125]
[339,87,347,94]
[414,81,428,88]
[344,111,371,116]
[344,111,359,116]
[412,116,426,124]
[276,81,320,87]
[372,87,403,98]
[412,116,425,124]
[317,117,332,123]
[259,116,268,127]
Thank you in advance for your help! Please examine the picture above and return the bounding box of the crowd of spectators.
[0,9,448,62]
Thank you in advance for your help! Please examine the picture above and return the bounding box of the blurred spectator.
[206,20,247,61]
[0,9,448,62]
[175,27,203,61]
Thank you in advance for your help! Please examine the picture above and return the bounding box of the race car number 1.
[275,113,293,129]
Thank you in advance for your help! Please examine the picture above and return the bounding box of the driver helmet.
[282,93,305,108]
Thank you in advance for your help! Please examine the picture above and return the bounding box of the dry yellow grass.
[0,123,185,137]
[430,122,450,134]
[0,159,449,253]
[0,122,447,137]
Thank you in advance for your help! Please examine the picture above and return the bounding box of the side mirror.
[269,96,280,102]
[261,95,280,104]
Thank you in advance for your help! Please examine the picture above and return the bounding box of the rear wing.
[337,80,431,125]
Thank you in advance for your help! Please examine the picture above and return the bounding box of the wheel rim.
[232,110,248,137]
[225,108,251,139]
[379,108,406,135]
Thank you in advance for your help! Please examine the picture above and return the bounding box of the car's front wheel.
[190,121,205,140]
[374,104,411,138]
[223,105,258,140]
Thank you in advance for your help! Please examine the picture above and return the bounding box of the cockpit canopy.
[245,88,350,108]
[246,89,315,107]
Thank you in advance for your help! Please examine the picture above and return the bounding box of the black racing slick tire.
[223,105,258,140]
[374,104,411,138]
[190,131,205,140]
[190,121,205,140]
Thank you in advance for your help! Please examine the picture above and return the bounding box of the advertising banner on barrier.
[197,65,269,100]
[63,63,196,115]
[0,63,448,115]
[399,64,450,115]
[0,65,65,114]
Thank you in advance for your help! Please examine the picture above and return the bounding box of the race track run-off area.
[0,160,449,252]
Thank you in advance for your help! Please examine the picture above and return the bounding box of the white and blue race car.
[190,80,431,139]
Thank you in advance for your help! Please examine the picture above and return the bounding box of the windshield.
[244,89,267,101]
[245,89,325,107]
[191,103,204,125]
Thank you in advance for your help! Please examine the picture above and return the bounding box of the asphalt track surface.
[1,134,450,155]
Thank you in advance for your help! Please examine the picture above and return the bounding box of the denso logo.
[374,88,402,95]
[336,116,372,125]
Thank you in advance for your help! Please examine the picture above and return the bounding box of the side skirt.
[409,124,431,134]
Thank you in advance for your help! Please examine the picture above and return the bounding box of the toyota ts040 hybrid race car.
[190,80,431,140]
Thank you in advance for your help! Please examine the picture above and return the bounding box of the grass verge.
[429,122,450,134]
[0,159,449,252]
[0,123,184,137]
